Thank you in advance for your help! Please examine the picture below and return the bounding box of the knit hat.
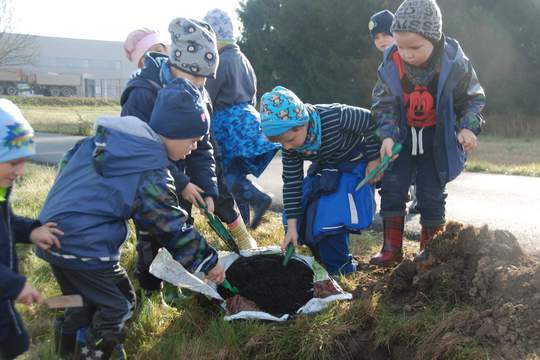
[123,28,163,65]
[259,86,310,137]
[203,8,235,43]
[149,78,210,139]
[369,10,394,38]
[168,17,219,78]
[391,0,442,42]
[0,99,35,162]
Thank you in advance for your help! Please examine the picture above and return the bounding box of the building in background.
[0,34,137,99]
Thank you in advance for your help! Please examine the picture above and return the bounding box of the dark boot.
[249,183,273,229]
[74,328,126,360]
[369,216,404,267]
[54,317,76,359]
[414,224,443,262]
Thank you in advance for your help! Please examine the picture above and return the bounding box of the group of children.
[0,0,485,358]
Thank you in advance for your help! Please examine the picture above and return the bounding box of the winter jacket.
[372,36,486,184]
[205,44,257,111]
[298,160,375,247]
[120,52,218,199]
[0,189,41,341]
[37,116,218,274]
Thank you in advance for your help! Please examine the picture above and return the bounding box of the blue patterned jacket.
[38,117,218,273]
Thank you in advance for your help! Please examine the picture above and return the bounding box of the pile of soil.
[386,221,540,359]
[218,254,314,316]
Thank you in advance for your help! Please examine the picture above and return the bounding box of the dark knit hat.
[149,78,210,140]
[391,0,442,42]
[168,17,219,78]
[369,10,395,39]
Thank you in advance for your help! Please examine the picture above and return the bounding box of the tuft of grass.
[19,105,120,136]
[465,161,540,177]
[467,136,540,177]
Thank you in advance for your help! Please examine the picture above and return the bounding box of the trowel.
[197,200,241,254]
[355,142,403,191]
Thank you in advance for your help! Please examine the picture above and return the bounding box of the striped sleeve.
[339,106,381,161]
[281,149,304,219]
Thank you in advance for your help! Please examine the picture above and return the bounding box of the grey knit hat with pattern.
[168,17,219,78]
[391,0,442,42]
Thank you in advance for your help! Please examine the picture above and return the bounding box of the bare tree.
[0,0,36,67]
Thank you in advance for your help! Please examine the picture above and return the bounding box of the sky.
[10,0,243,42]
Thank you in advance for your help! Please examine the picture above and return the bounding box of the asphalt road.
[32,133,540,254]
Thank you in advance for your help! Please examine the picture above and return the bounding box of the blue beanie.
[260,86,310,137]
[149,78,210,139]
[369,10,394,38]
[0,99,35,162]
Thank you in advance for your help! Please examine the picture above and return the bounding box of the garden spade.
[197,200,241,255]
[282,243,295,267]
[44,295,83,309]
[355,143,403,191]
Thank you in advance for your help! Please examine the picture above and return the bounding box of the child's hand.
[30,222,63,251]
[206,263,225,284]
[380,138,398,160]
[365,159,382,183]
[181,182,205,206]
[282,227,299,252]
[16,282,44,306]
[457,128,478,152]
[204,196,215,214]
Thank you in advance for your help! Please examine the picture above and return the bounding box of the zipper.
[4,198,23,335]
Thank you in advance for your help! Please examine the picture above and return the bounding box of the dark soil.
[217,254,314,316]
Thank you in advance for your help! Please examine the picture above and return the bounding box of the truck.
[0,68,81,97]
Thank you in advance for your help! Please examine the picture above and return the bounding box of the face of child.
[0,158,26,188]
[163,137,202,161]
[374,33,394,52]
[278,125,308,151]
[138,44,168,68]
[394,32,434,67]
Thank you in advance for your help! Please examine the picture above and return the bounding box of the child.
[369,10,395,53]
[121,18,256,301]
[0,99,64,359]
[123,28,167,68]
[369,9,419,214]
[370,0,486,266]
[260,86,381,276]
[37,80,225,359]
[204,8,279,229]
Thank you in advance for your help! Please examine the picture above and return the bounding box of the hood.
[120,52,169,105]
[92,116,170,177]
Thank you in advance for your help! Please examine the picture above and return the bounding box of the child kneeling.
[38,80,225,359]
[260,86,381,276]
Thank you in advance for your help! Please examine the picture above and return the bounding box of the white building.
[0,34,138,98]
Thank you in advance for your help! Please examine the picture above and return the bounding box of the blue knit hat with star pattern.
[0,99,35,162]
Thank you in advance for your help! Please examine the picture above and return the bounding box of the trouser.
[312,233,356,276]
[0,312,28,360]
[211,147,241,224]
[51,264,136,344]
[380,146,447,227]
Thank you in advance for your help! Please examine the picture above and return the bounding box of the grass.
[466,136,540,176]
[19,105,120,136]
[9,163,535,359]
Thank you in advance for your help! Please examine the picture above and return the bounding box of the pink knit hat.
[123,28,162,65]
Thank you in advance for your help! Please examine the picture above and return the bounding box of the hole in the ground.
[218,254,314,316]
